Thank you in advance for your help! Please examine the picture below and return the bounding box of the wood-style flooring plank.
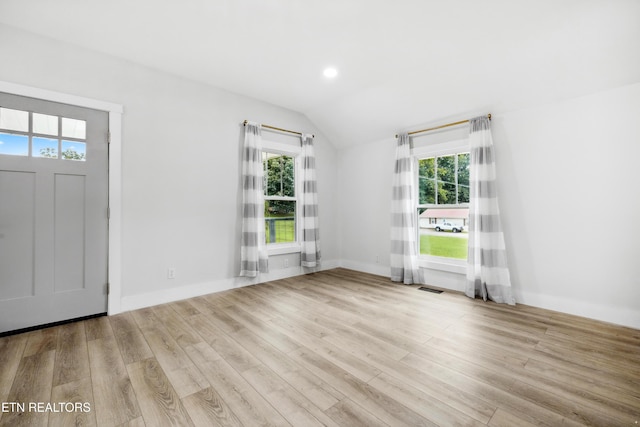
[109,313,154,365]
[168,299,201,318]
[220,303,301,353]
[53,321,90,386]
[49,377,96,427]
[88,336,141,426]
[241,364,341,427]
[181,387,242,427]
[0,334,28,404]
[151,304,204,348]
[186,313,261,374]
[127,357,194,427]
[288,345,430,427]
[269,316,382,383]
[195,358,291,427]
[229,327,344,411]
[402,351,586,427]
[22,326,58,357]
[0,350,55,427]
[369,372,485,426]
[488,408,539,427]
[84,315,113,341]
[324,398,389,427]
[337,339,497,423]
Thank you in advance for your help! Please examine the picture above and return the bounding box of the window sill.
[418,256,467,275]
[267,243,301,256]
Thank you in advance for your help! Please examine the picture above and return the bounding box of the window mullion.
[454,153,458,204]
[434,156,438,205]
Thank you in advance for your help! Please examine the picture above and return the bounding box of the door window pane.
[62,117,86,139]
[0,107,29,132]
[33,137,58,158]
[33,113,58,136]
[61,141,86,161]
[0,132,29,156]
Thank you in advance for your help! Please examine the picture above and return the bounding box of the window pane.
[418,158,435,204]
[61,141,86,161]
[265,200,296,243]
[437,181,457,204]
[457,153,470,204]
[419,157,435,179]
[264,153,294,197]
[33,113,58,136]
[0,107,29,132]
[62,117,86,139]
[419,177,435,204]
[33,137,58,158]
[418,208,468,259]
[437,155,456,185]
[0,132,29,156]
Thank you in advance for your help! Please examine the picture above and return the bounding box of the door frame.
[0,80,124,315]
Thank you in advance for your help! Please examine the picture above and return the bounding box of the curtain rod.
[243,120,314,138]
[396,113,491,138]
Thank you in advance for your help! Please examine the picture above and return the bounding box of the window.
[262,141,300,249]
[415,140,469,263]
[0,107,87,161]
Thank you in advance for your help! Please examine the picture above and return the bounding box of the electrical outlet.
[167,268,176,279]
[284,259,289,268]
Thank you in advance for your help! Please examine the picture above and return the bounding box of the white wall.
[0,24,339,311]
[337,138,394,276]
[496,83,640,328]
[338,83,640,329]
[2,24,639,329]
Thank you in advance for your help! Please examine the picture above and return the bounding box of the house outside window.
[414,139,469,269]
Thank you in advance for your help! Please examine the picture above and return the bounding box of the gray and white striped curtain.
[390,133,419,284]
[300,134,321,267]
[466,116,515,304]
[239,122,268,277]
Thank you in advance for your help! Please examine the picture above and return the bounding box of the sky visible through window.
[0,133,29,156]
[0,133,87,159]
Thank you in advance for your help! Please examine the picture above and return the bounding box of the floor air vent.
[418,287,443,294]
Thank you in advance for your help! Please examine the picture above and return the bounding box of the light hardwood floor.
[1,268,639,426]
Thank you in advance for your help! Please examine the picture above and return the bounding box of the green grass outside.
[420,234,468,259]
[265,218,295,243]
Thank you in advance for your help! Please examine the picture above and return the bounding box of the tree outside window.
[263,152,296,243]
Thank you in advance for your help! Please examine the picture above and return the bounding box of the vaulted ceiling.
[1,0,639,147]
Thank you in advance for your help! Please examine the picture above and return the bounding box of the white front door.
[0,92,109,334]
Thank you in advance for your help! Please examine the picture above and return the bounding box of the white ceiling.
[1,0,639,147]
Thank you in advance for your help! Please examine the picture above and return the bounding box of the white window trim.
[262,139,302,255]
[413,138,469,274]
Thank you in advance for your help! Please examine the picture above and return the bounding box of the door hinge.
[107,207,110,219]
[107,131,111,144]
[106,283,110,295]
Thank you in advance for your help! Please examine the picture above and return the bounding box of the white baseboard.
[117,258,639,330]
[514,290,640,330]
[118,259,340,313]
[338,259,390,277]
[337,259,640,330]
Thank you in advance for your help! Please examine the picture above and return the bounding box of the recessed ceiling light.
[323,67,338,78]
